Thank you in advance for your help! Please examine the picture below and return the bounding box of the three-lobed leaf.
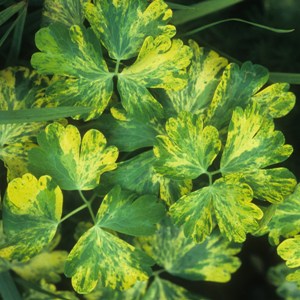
[85,0,176,60]
[29,122,118,190]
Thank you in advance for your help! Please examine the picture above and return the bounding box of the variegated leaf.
[120,35,192,91]
[84,0,175,60]
[154,112,221,180]
[136,219,241,283]
[43,0,89,26]
[12,250,68,283]
[170,177,263,243]
[84,280,147,300]
[143,277,201,300]
[165,40,227,116]
[251,82,296,118]
[28,122,118,190]
[64,226,152,294]
[221,103,293,174]
[117,79,164,120]
[0,67,50,179]
[277,236,300,286]
[268,264,300,300]
[0,174,62,262]
[205,61,269,130]
[97,185,165,236]
[240,168,296,204]
[100,150,192,206]
[268,184,300,245]
[31,24,113,120]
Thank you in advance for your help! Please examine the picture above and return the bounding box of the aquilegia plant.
[0,0,299,299]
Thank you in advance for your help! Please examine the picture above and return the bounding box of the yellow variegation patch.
[121,35,192,91]
[29,122,118,190]
[85,0,175,60]
[166,40,228,115]
[0,67,50,179]
[0,174,63,262]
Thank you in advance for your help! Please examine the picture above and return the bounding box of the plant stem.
[59,204,88,223]
[114,59,121,75]
[78,190,96,223]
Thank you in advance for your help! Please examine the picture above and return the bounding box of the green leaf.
[0,106,92,124]
[251,83,295,118]
[164,40,228,116]
[31,24,113,121]
[43,0,89,26]
[28,122,118,190]
[172,0,242,25]
[0,67,50,179]
[143,277,201,300]
[0,270,22,300]
[154,112,221,180]
[84,0,176,60]
[92,112,161,152]
[120,35,192,91]
[170,177,262,243]
[64,226,152,294]
[277,236,300,286]
[96,186,165,236]
[268,264,300,300]
[137,218,241,282]
[220,103,293,174]
[268,184,300,245]
[205,61,269,130]
[0,174,63,261]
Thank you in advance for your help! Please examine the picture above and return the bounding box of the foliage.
[0,0,299,299]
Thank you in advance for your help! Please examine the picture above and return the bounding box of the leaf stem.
[114,59,121,75]
[78,190,96,223]
[59,204,88,223]
[206,170,221,186]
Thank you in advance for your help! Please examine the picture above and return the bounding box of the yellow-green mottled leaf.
[24,279,79,300]
[43,0,89,26]
[0,174,62,262]
[240,168,296,204]
[268,184,300,245]
[84,281,147,300]
[117,78,164,120]
[165,40,227,116]
[136,219,241,282]
[251,83,296,118]
[268,264,300,300]
[84,0,175,60]
[205,61,269,130]
[28,122,118,190]
[64,226,152,294]
[154,112,221,180]
[96,186,165,236]
[0,67,50,179]
[143,277,201,300]
[278,236,300,286]
[31,24,113,120]
[121,35,192,91]
[12,250,68,283]
[170,177,263,243]
[221,102,293,174]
